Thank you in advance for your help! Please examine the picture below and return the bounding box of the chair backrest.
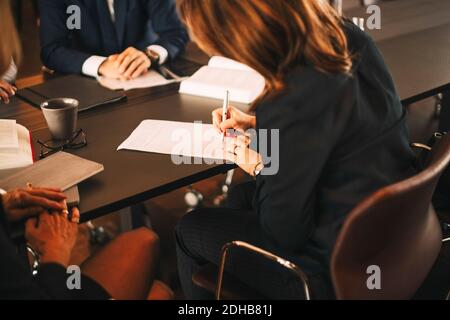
[331,133,450,299]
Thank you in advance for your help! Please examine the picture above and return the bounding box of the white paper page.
[0,119,19,150]
[98,71,179,91]
[179,66,265,104]
[0,123,33,175]
[208,56,257,73]
[118,120,231,161]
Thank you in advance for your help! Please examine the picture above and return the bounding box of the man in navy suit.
[39,0,189,80]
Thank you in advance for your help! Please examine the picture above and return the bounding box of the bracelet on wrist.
[252,162,264,177]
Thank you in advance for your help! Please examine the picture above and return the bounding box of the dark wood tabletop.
[2,6,449,220]
[377,23,450,106]
[345,0,450,105]
[2,48,239,222]
[345,0,450,42]
[33,93,238,222]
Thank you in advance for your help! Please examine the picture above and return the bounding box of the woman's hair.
[0,0,21,75]
[177,0,352,101]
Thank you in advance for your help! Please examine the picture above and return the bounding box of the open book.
[0,120,34,179]
[179,56,265,104]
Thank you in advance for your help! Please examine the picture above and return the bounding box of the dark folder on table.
[17,75,126,112]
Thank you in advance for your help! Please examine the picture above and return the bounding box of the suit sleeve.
[38,0,91,74]
[0,198,49,299]
[142,0,189,60]
[255,77,355,252]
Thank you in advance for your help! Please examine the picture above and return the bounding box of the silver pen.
[222,90,230,142]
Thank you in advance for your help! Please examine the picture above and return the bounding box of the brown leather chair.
[331,133,450,299]
[193,132,450,300]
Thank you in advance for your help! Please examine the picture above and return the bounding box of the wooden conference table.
[1,5,449,222]
[4,51,239,223]
[345,0,450,105]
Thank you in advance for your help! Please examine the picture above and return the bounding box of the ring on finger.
[72,217,80,224]
[61,209,69,218]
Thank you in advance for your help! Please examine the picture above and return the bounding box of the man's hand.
[1,188,66,222]
[25,209,80,267]
[116,47,151,80]
[0,80,17,104]
[98,54,125,80]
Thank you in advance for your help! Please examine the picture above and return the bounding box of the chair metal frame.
[212,137,450,300]
[411,139,450,245]
[216,241,311,300]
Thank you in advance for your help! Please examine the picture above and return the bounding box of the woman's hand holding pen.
[212,106,256,134]
[212,107,262,176]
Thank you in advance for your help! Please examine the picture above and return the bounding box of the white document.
[98,71,179,91]
[118,120,230,161]
[179,56,266,104]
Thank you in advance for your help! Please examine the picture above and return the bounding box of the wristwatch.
[144,48,161,66]
[252,162,264,177]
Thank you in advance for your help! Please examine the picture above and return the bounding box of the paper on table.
[0,119,19,150]
[98,71,180,91]
[118,120,230,161]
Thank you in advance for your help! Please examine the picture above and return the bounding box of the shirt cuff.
[1,60,17,83]
[82,55,107,78]
[148,45,169,65]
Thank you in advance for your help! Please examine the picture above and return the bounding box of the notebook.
[0,120,34,179]
[17,75,126,112]
[179,56,265,104]
[0,151,104,192]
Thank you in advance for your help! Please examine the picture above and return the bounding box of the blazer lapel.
[114,0,128,49]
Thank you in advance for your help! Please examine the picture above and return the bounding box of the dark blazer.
[39,0,189,74]
[254,22,417,274]
[0,204,109,299]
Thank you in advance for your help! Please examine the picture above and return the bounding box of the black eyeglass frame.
[38,129,87,159]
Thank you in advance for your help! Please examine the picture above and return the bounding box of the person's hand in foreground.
[0,80,17,104]
[25,209,80,267]
[1,188,67,222]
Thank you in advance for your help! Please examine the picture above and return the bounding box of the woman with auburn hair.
[175,0,417,299]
